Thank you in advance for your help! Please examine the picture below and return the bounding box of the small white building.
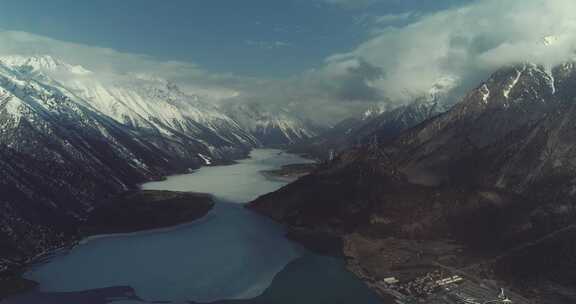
[436,275,463,286]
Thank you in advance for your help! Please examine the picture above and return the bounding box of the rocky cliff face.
[249,63,576,302]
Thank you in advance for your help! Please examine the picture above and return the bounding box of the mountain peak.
[0,54,93,76]
[426,75,458,102]
[459,63,557,113]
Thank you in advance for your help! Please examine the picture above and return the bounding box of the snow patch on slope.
[503,67,525,99]
[224,103,318,145]
[197,153,212,165]
[480,84,490,104]
[0,55,260,154]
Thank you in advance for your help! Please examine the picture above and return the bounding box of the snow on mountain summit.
[0,54,319,155]
[0,54,93,75]
[223,102,320,145]
[0,55,263,162]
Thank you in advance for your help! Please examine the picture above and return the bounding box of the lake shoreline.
[0,190,216,301]
[259,163,317,181]
[2,149,301,302]
[0,148,255,302]
[0,276,38,300]
[0,149,276,301]
[80,190,215,237]
[4,149,381,304]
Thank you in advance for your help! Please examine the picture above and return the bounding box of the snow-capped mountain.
[0,54,306,270]
[0,59,181,264]
[256,63,569,225]
[0,54,327,269]
[223,102,321,146]
[1,55,259,160]
[288,83,453,160]
[1,54,93,76]
[251,62,576,302]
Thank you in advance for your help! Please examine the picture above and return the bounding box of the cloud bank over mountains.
[0,30,244,101]
[1,0,576,124]
[327,0,576,103]
[244,0,576,121]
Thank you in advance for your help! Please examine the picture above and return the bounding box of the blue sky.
[0,0,473,77]
[1,0,570,124]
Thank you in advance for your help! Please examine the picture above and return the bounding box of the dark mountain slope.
[289,101,446,160]
[249,63,576,302]
[0,60,247,275]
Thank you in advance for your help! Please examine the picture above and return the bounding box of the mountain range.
[250,62,576,303]
[0,55,319,272]
[288,99,449,160]
[3,53,576,303]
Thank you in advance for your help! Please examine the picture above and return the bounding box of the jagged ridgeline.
[0,55,318,271]
[250,62,576,301]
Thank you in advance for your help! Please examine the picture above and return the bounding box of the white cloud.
[321,0,576,103]
[212,0,576,124]
[0,29,249,101]
[0,30,187,74]
[2,0,576,125]
[374,12,417,24]
[0,29,375,124]
[236,0,576,122]
[244,40,291,50]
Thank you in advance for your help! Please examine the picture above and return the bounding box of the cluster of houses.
[380,272,514,304]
